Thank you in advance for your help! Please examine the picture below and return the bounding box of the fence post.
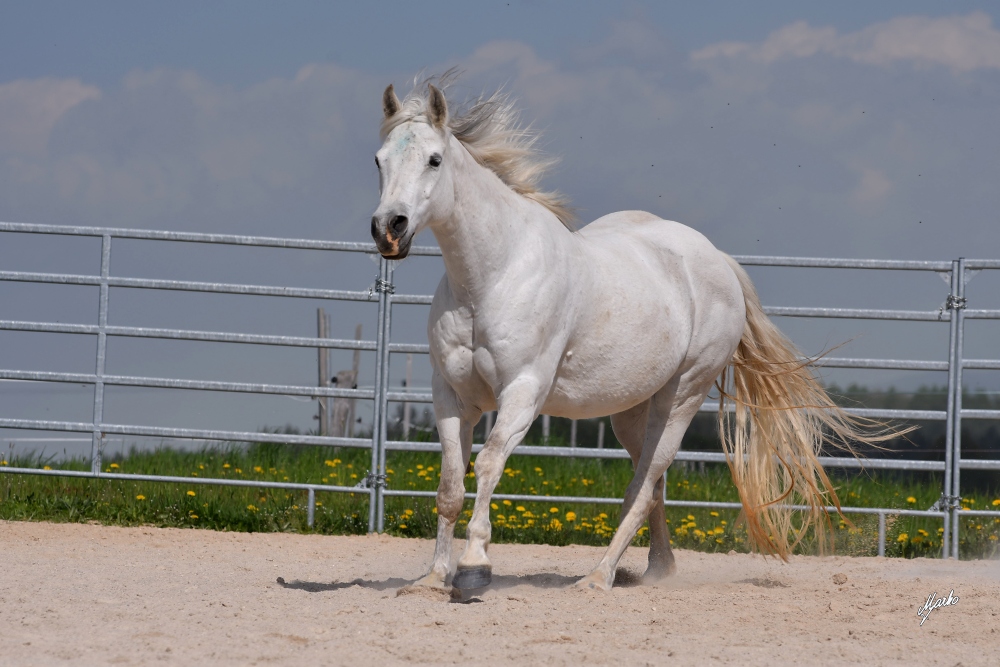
[950,258,967,560]
[570,419,577,448]
[942,259,960,558]
[375,261,395,532]
[368,258,390,533]
[90,234,112,474]
[597,420,605,449]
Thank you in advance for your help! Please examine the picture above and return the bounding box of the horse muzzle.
[370,213,412,258]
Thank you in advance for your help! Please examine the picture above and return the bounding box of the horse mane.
[380,72,576,229]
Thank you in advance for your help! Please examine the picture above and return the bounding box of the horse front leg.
[452,378,541,590]
[411,373,478,589]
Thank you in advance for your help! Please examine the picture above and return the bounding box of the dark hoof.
[452,565,492,590]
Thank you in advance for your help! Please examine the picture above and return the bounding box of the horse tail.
[717,254,905,559]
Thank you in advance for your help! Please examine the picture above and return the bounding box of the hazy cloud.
[693,11,1000,72]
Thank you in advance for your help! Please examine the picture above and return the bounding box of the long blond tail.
[718,254,906,559]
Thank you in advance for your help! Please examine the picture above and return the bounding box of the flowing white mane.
[380,75,575,228]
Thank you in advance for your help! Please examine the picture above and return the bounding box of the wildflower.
[43,465,52,470]
[386,469,394,474]
[516,506,526,512]
[403,509,414,517]
[687,514,695,521]
[247,504,258,512]
[187,490,196,497]
[550,507,559,513]
[254,466,263,473]
[565,511,577,522]
[315,502,322,507]
[235,468,242,474]
[897,533,909,543]
[136,494,146,500]
[399,524,407,529]
[503,499,512,506]
[993,499,1000,506]
[534,467,543,474]
[189,514,199,519]
[223,463,230,469]
[710,511,719,517]
[906,496,916,504]
[198,464,204,470]
[417,464,424,470]
[350,473,358,479]
[110,463,119,469]
[491,503,499,510]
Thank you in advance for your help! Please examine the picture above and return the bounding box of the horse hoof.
[452,565,492,590]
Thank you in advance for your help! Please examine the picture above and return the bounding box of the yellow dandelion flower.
[110,463,119,469]
[516,506,526,512]
[503,499,512,506]
[43,465,52,470]
[315,502,322,507]
[254,466,263,473]
[404,509,414,516]
[223,463,230,468]
[710,511,719,517]
[135,494,146,501]
[565,511,577,522]
[399,524,407,529]
[186,490,196,497]
[897,533,909,542]
[906,496,916,503]
[189,514,199,519]
[992,499,1000,506]
[490,503,499,510]
[247,504,258,511]
[549,507,559,513]
[686,514,695,520]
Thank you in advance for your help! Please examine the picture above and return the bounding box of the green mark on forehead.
[392,131,413,154]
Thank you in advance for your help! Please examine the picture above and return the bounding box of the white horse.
[370,78,890,591]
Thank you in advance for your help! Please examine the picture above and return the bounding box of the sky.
[1,2,998,456]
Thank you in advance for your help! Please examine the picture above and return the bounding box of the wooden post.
[402,353,413,440]
[597,420,605,449]
[317,308,329,436]
[348,323,361,438]
[570,419,577,448]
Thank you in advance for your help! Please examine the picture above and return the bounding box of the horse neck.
[430,138,565,303]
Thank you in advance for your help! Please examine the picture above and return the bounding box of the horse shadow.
[276,567,642,594]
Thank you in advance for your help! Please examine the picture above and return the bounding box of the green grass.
[2,441,998,559]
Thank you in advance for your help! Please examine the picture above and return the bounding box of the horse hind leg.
[610,402,676,582]
[579,373,711,591]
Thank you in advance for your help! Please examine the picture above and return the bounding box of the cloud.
[693,11,1000,72]
[0,65,386,235]
[0,78,100,156]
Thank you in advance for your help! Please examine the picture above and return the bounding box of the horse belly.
[543,319,689,419]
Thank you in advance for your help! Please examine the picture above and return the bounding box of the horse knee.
[435,480,465,521]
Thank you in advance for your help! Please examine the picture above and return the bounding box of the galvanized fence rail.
[1,221,998,559]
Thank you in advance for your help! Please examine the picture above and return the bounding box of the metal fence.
[1,221,998,558]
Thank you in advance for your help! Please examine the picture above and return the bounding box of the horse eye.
[428,154,442,168]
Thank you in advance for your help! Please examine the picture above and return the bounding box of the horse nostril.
[370,216,379,240]
[390,215,409,237]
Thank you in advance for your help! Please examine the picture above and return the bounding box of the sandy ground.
[1,521,998,666]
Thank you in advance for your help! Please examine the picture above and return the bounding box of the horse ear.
[427,84,448,128]
[383,84,401,119]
